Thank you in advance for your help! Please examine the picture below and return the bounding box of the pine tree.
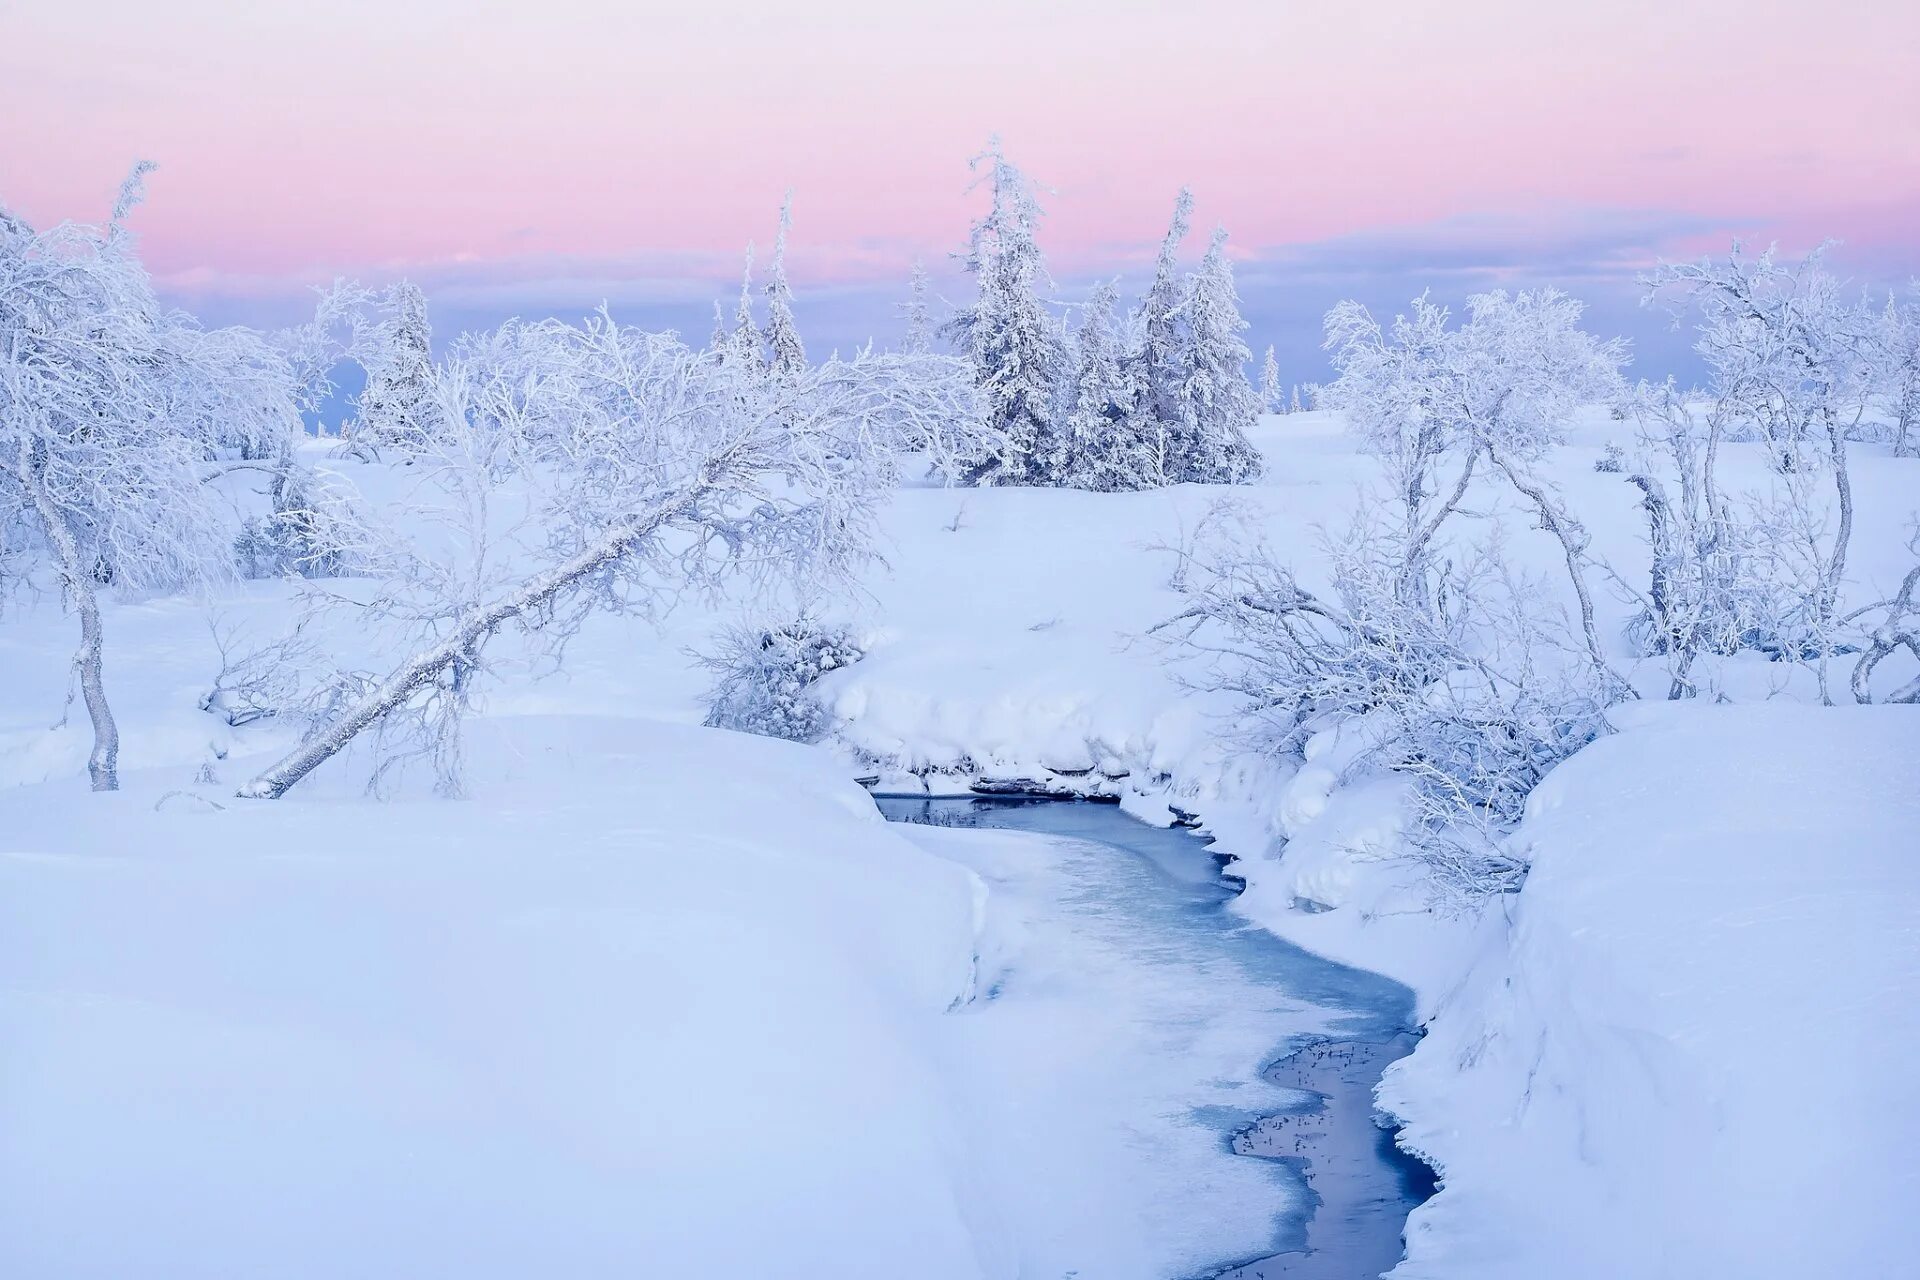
[763,194,806,376]
[725,246,764,369]
[942,138,1064,486]
[1261,344,1284,413]
[901,259,933,355]
[1177,227,1262,482]
[1291,384,1303,413]
[1060,280,1144,490]
[1127,187,1195,470]
[356,281,438,450]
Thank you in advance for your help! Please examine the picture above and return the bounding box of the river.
[876,795,1435,1279]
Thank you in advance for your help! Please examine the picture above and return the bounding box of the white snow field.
[3,413,1917,1277]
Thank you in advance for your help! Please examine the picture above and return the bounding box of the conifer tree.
[356,281,438,450]
[1261,344,1284,413]
[1177,227,1262,482]
[763,194,806,377]
[1060,280,1143,490]
[943,138,1064,485]
[901,259,933,356]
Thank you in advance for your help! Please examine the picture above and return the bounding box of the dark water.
[875,795,1436,1279]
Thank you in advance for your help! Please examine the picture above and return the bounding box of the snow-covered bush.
[701,617,863,742]
[1159,504,1607,904]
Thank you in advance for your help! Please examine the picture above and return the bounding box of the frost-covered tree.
[763,194,807,377]
[1321,288,1628,687]
[0,166,249,789]
[1644,244,1879,695]
[1156,503,1609,904]
[726,246,763,369]
[1866,288,1920,457]
[1176,227,1262,483]
[1261,345,1284,414]
[352,281,439,453]
[901,259,934,356]
[943,139,1065,486]
[237,315,971,799]
[1059,281,1146,491]
[1127,187,1195,469]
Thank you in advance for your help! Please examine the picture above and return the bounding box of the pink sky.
[3,0,1917,364]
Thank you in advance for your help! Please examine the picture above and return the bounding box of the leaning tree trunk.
[237,490,699,800]
[20,440,119,791]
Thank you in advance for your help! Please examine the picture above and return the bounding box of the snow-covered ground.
[3,412,1917,1276]
[1384,703,1920,1278]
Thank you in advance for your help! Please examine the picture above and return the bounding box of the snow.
[1,717,992,1278]
[3,408,1918,1276]
[1380,703,1920,1278]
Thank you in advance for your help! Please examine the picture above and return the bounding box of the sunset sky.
[5,0,1918,377]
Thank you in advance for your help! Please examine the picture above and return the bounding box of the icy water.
[876,795,1435,1279]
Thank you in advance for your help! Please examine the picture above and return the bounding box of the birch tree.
[237,316,969,800]
[0,166,246,789]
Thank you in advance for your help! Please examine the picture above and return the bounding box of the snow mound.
[1380,704,1920,1279]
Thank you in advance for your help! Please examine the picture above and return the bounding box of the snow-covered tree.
[901,259,934,356]
[763,194,806,377]
[1176,227,1262,483]
[726,246,763,369]
[1156,502,1609,905]
[237,315,971,799]
[1059,281,1145,490]
[1866,288,1920,457]
[352,281,439,453]
[0,166,251,789]
[1260,345,1284,413]
[1644,243,1879,696]
[1321,288,1627,685]
[1127,187,1194,468]
[944,139,1066,486]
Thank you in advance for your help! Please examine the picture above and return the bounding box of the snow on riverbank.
[1381,703,1920,1278]
[0,717,996,1277]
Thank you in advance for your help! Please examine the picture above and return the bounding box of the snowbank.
[0,716,997,1278]
[1381,703,1920,1278]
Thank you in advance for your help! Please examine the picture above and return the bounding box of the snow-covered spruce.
[348,280,440,456]
[942,138,1067,487]
[762,193,807,378]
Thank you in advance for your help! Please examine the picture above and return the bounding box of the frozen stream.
[877,795,1434,1279]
